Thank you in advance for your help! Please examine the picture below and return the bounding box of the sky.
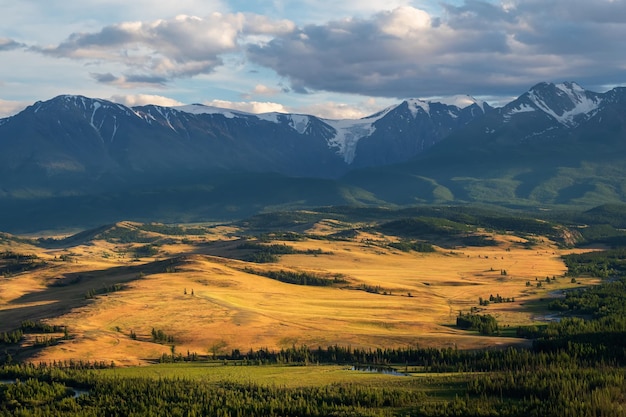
[1,0,625,119]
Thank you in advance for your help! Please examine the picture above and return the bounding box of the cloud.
[0,38,25,51]
[6,0,626,106]
[246,2,626,98]
[378,6,431,38]
[243,14,295,35]
[205,96,389,119]
[251,84,281,96]
[296,100,382,119]
[40,14,242,79]
[204,99,288,114]
[91,72,169,88]
[269,0,415,23]
[109,94,183,107]
[36,12,295,83]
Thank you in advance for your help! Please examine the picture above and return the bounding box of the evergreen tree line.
[456,313,499,335]
[84,284,125,300]
[387,240,435,253]
[0,330,23,344]
[1,354,624,416]
[242,267,347,287]
[479,293,515,306]
[1,251,45,276]
[150,328,174,344]
[0,371,431,417]
[19,321,65,334]
[237,242,329,263]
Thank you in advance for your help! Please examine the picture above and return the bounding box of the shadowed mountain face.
[0,94,490,191]
[344,82,626,208]
[1,82,626,231]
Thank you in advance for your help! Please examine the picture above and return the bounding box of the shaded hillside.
[344,83,626,208]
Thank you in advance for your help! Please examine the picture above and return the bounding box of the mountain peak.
[522,81,602,127]
[171,103,250,118]
[27,95,130,117]
[428,95,487,111]
[401,95,488,118]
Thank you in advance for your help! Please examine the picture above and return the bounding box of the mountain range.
[1,81,625,232]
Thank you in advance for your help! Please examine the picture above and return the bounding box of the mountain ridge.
[0,91,493,183]
[343,82,626,208]
[3,92,491,165]
[1,81,626,231]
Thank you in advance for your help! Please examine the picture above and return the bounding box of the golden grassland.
[0,222,597,366]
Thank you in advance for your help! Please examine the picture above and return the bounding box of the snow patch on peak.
[286,114,311,134]
[324,118,377,163]
[323,108,393,163]
[256,113,312,134]
[528,82,602,127]
[405,99,430,117]
[429,95,486,112]
[556,81,585,95]
[402,95,487,115]
[89,101,101,134]
[503,103,535,122]
[57,95,105,109]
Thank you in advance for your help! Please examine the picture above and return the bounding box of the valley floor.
[0,220,593,366]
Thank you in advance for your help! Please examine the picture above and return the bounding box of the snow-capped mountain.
[350,96,491,167]
[436,81,626,148]
[2,81,626,232]
[500,82,603,127]
[0,93,490,186]
[342,82,626,209]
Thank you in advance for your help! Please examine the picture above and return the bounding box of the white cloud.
[109,94,183,107]
[40,13,245,80]
[296,99,384,119]
[204,99,288,113]
[2,0,626,111]
[273,0,414,23]
[247,2,626,98]
[33,12,295,87]
[243,13,295,35]
[378,6,431,38]
[251,84,281,95]
[203,96,391,119]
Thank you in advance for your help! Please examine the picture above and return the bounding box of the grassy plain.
[0,220,596,366]
[99,362,408,387]
[96,361,468,403]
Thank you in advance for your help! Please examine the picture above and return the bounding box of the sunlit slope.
[0,219,589,366]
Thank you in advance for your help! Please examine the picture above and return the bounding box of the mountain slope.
[344,82,626,208]
[0,94,489,194]
[1,82,626,231]
[350,97,491,168]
